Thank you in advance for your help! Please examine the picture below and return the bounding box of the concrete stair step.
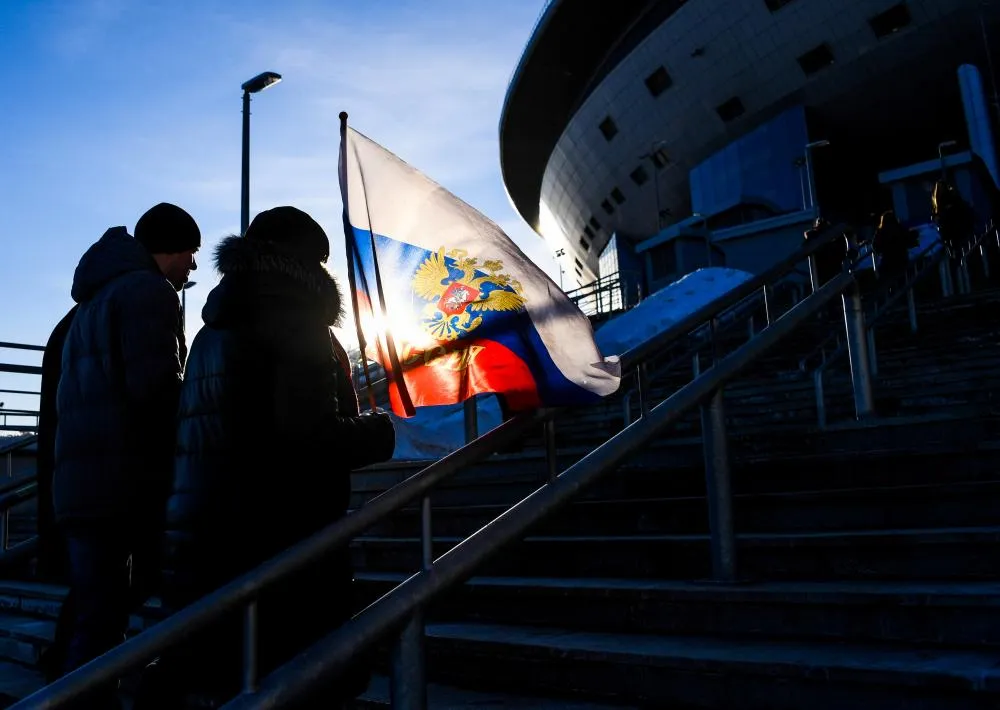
[366,481,1000,538]
[0,613,52,666]
[354,674,629,709]
[355,423,1000,508]
[356,575,1000,648]
[351,527,1000,581]
[418,622,1000,710]
[0,661,46,709]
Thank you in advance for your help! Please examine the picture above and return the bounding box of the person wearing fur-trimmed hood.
[151,206,395,708]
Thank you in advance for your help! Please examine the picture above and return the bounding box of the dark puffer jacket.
[54,227,184,527]
[162,235,394,700]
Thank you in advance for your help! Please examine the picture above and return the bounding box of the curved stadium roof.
[499,0,688,230]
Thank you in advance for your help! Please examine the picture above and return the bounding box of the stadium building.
[500,0,1000,300]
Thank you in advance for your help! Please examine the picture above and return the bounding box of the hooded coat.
[161,234,395,701]
[53,227,184,527]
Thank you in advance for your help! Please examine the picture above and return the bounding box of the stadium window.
[797,43,835,76]
[716,96,745,122]
[630,166,649,186]
[869,3,911,39]
[574,257,584,270]
[764,0,796,10]
[601,199,615,215]
[611,187,626,204]
[598,116,618,141]
[650,147,670,169]
[589,216,601,231]
[579,237,591,251]
[644,66,673,97]
[583,226,595,240]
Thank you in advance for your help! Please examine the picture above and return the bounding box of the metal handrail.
[0,343,45,352]
[619,288,770,424]
[0,480,38,511]
[15,222,853,709]
[0,434,37,456]
[221,274,856,710]
[619,273,809,424]
[0,474,36,500]
[618,222,846,369]
[805,225,994,428]
[811,225,989,378]
[0,364,43,376]
[798,237,943,373]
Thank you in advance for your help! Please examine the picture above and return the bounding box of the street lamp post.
[938,140,958,178]
[241,71,282,235]
[804,140,831,214]
[640,141,669,232]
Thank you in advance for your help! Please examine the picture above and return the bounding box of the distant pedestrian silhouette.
[872,211,913,291]
[932,180,974,256]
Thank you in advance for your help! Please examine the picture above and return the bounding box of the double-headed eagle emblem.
[412,248,527,341]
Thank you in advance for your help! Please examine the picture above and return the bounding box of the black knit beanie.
[134,203,201,254]
[244,206,330,263]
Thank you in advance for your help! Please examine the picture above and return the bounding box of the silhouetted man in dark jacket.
[35,305,77,684]
[54,203,199,706]
[158,206,395,708]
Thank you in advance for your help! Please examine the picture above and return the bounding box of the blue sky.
[0,0,555,388]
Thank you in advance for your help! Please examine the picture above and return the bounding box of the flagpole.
[340,110,378,413]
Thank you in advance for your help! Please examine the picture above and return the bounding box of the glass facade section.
[599,233,624,312]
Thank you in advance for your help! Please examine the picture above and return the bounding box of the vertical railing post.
[939,260,953,298]
[842,285,876,420]
[390,497,432,710]
[636,365,650,418]
[762,284,774,326]
[813,370,827,429]
[907,289,918,333]
[242,601,258,694]
[699,318,736,582]
[958,256,971,295]
[544,419,558,483]
[808,254,820,293]
[2,454,11,550]
[981,243,991,279]
[701,387,736,582]
[463,397,478,444]
[866,328,878,377]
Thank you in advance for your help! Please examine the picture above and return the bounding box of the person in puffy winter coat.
[152,206,395,708]
[54,203,200,706]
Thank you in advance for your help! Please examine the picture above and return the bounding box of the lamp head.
[242,71,282,94]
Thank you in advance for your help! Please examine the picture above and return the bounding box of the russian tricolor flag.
[338,117,620,418]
